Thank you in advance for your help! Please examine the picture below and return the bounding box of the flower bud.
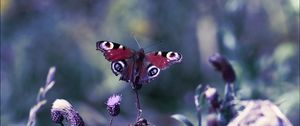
[209,53,236,83]
[134,118,149,126]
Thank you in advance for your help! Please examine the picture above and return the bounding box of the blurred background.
[1,0,299,125]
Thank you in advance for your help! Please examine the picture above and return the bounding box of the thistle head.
[106,94,122,117]
[51,99,85,126]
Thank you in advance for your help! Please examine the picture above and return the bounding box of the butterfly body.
[96,41,182,84]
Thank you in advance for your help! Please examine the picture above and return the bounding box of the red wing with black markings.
[96,41,134,61]
[137,51,183,83]
[146,51,182,70]
[96,40,182,84]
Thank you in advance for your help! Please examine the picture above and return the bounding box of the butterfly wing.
[96,41,183,84]
[137,51,183,84]
[119,59,134,83]
[97,40,136,82]
[146,51,182,70]
[96,41,134,61]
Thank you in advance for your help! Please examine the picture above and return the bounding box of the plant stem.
[222,82,236,125]
[109,117,114,126]
[224,82,235,102]
[196,107,202,126]
[134,89,142,120]
[195,85,205,126]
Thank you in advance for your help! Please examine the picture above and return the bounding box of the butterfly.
[96,41,182,84]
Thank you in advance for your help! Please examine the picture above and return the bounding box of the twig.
[109,117,114,126]
[194,84,206,126]
[134,89,142,120]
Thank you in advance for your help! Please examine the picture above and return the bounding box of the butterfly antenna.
[132,33,142,49]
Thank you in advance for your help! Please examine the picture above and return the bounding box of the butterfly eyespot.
[166,52,181,61]
[101,41,114,50]
[147,65,160,78]
[111,61,126,75]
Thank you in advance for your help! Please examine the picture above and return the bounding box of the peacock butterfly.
[96,41,182,84]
